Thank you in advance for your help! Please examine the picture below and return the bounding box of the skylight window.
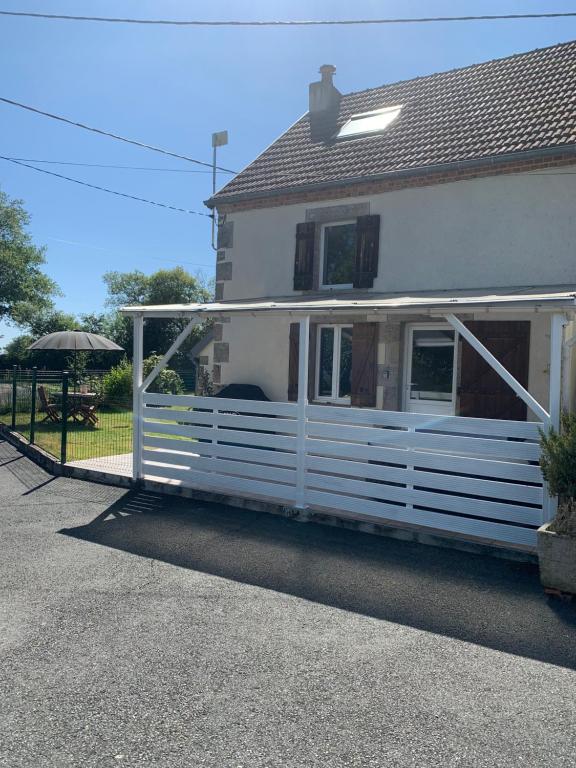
[337,105,402,139]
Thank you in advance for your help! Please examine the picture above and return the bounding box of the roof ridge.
[341,37,576,99]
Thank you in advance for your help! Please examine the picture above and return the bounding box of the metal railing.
[0,368,132,465]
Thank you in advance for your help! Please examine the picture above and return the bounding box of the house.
[188,328,215,392]
[124,41,576,551]
[205,41,576,417]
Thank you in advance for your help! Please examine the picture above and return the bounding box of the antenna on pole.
[211,130,228,251]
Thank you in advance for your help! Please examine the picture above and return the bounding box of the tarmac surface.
[1,437,575,767]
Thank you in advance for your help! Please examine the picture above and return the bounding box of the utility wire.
[0,97,236,174]
[1,10,576,25]
[0,156,212,216]
[4,157,216,173]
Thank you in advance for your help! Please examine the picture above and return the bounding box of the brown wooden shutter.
[293,222,315,291]
[353,215,380,289]
[351,322,378,407]
[288,323,300,401]
[288,322,317,402]
[458,321,530,420]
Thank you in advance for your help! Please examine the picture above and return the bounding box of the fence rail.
[140,394,546,549]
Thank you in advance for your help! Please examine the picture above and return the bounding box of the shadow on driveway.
[60,490,576,670]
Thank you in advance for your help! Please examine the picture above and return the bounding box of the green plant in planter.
[540,412,576,535]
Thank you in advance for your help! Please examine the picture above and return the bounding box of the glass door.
[404,324,457,415]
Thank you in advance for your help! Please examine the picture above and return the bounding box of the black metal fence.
[0,367,196,471]
[0,368,132,466]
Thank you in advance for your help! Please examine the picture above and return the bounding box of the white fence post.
[132,314,144,482]
[542,313,566,522]
[295,315,310,509]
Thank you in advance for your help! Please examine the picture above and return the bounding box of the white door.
[403,324,458,415]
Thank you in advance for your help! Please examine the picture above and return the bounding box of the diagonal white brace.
[141,319,200,392]
[443,313,550,425]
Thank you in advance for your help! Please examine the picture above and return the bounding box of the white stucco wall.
[216,167,574,413]
[223,166,576,300]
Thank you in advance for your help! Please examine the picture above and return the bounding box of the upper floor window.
[337,105,402,140]
[321,221,356,288]
[293,214,380,292]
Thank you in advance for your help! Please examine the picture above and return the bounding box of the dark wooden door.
[458,321,530,420]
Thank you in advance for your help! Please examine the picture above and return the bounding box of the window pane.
[410,330,455,401]
[338,106,402,138]
[318,328,334,397]
[323,223,355,286]
[338,327,352,398]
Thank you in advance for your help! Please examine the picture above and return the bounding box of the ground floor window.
[403,323,458,415]
[316,325,353,402]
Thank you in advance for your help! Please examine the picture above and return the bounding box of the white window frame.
[320,221,356,290]
[403,323,459,416]
[315,324,353,403]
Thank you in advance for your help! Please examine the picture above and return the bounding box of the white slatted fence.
[141,394,545,549]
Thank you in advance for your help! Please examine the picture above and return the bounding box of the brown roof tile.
[211,40,576,204]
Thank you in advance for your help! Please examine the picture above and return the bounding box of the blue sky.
[2,0,576,349]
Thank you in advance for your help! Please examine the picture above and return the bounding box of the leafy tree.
[0,190,57,321]
[14,307,76,338]
[2,334,35,366]
[103,266,213,363]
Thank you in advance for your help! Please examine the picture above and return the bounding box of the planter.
[538,522,576,595]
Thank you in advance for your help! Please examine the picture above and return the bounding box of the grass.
[9,405,133,462]
[4,401,196,462]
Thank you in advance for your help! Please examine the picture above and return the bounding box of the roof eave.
[205,143,576,209]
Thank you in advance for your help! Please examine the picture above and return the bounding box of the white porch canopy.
[121,287,576,319]
[122,286,576,430]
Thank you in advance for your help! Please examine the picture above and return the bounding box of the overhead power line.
[0,156,212,216]
[1,10,576,25]
[5,157,216,173]
[0,97,237,174]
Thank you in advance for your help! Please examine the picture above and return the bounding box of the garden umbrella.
[28,330,123,353]
[28,330,123,389]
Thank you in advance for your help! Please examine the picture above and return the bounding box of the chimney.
[309,64,341,140]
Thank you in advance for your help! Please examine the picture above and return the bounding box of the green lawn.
[10,405,133,462]
[5,402,196,462]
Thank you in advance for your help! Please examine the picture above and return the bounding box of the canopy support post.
[132,314,144,482]
[295,315,310,510]
[543,314,568,522]
[549,313,567,431]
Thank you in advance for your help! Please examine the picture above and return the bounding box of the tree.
[103,267,213,362]
[14,307,76,338]
[0,190,57,322]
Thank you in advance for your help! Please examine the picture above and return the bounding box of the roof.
[122,287,576,318]
[187,328,214,359]
[211,40,576,204]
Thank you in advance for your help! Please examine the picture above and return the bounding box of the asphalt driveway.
[1,437,576,767]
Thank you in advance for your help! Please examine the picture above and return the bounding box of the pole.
[549,313,566,431]
[11,365,17,430]
[60,371,69,464]
[211,144,217,251]
[30,367,37,445]
[295,315,310,509]
[132,315,144,482]
[542,314,567,523]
